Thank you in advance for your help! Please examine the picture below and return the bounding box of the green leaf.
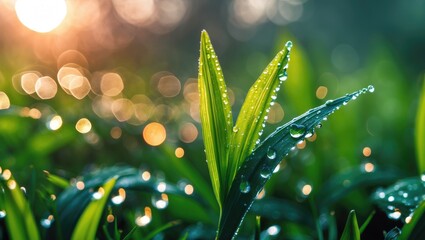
[416,80,425,173]
[372,176,425,222]
[228,40,292,193]
[359,211,375,234]
[144,220,181,240]
[0,173,40,240]
[340,210,360,240]
[399,201,425,240]
[198,30,233,206]
[218,87,373,239]
[71,176,117,240]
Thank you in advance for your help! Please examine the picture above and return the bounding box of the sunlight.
[15,0,67,33]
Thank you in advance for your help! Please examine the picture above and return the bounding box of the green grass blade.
[218,87,373,239]
[198,30,233,206]
[0,173,40,240]
[228,41,292,192]
[340,210,360,240]
[71,176,117,240]
[399,201,425,240]
[44,170,70,189]
[144,220,181,240]
[359,211,375,234]
[416,80,425,173]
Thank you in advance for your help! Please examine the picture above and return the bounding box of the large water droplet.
[267,147,277,159]
[232,126,239,133]
[367,85,375,93]
[278,70,288,81]
[240,180,251,193]
[290,124,306,139]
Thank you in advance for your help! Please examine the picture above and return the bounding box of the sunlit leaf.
[0,174,40,240]
[340,210,360,240]
[416,79,425,174]
[71,176,117,240]
[399,201,425,240]
[372,176,425,222]
[198,30,233,206]
[228,40,292,193]
[218,87,373,239]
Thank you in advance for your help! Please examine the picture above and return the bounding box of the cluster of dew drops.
[238,83,375,197]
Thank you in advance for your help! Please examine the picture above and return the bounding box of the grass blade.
[218,87,373,239]
[228,41,292,192]
[399,201,425,240]
[416,80,425,173]
[0,171,40,240]
[144,220,181,240]
[198,30,233,206]
[43,170,70,189]
[340,210,360,240]
[359,211,375,234]
[71,176,117,240]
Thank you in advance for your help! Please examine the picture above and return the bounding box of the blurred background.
[0,0,424,238]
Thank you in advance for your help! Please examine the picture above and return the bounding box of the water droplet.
[240,180,251,193]
[316,123,322,129]
[289,124,306,139]
[40,216,54,228]
[152,193,169,209]
[285,41,293,49]
[388,211,402,220]
[278,71,288,81]
[267,147,277,159]
[232,126,239,133]
[0,210,6,218]
[260,168,271,178]
[388,196,395,202]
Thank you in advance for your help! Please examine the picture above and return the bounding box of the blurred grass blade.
[0,174,40,240]
[372,176,425,222]
[399,201,425,240]
[416,79,425,174]
[228,41,292,192]
[44,170,70,189]
[198,30,233,206]
[144,220,181,240]
[71,176,117,240]
[340,210,360,240]
[218,87,373,239]
[359,211,375,234]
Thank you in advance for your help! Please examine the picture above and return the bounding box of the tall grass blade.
[198,30,233,206]
[340,210,360,240]
[399,201,425,240]
[218,87,373,239]
[416,80,425,174]
[71,176,117,240]
[0,173,40,240]
[228,41,292,193]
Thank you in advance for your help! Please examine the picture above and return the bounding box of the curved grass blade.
[71,176,117,240]
[218,87,373,239]
[0,173,40,240]
[416,80,425,174]
[399,201,425,240]
[144,220,181,240]
[198,30,233,205]
[43,170,70,189]
[359,211,375,234]
[340,210,360,240]
[228,41,292,192]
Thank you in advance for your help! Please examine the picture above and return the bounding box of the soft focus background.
[0,0,424,238]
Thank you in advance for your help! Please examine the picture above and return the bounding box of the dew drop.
[232,126,239,133]
[260,168,271,178]
[289,124,306,139]
[367,85,375,93]
[285,41,293,49]
[0,210,6,218]
[278,71,288,81]
[316,123,322,129]
[240,180,251,193]
[267,147,277,159]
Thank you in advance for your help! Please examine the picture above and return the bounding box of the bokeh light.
[143,122,166,146]
[179,122,198,143]
[35,76,57,99]
[157,75,181,97]
[101,72,124,97]
[316,86,328,99]
[15,0,67,33]
[75,118,92,134]
[175,147,185,158]
[0,92,10,110]
[363,147,372,157]
[47,115,63,131]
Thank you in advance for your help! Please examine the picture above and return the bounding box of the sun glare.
[15,0,67,33]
